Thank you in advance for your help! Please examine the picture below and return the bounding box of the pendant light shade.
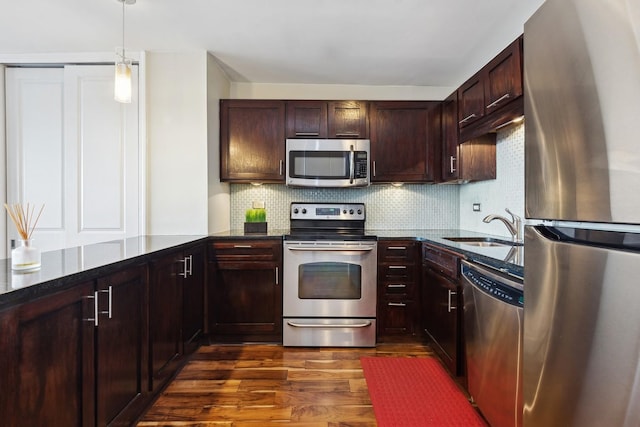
[114,0,135,103]
[114,60,132,103]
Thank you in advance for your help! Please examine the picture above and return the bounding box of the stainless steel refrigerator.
[524,0,640,426]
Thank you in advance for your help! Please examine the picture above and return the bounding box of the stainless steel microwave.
[285,139,370,187]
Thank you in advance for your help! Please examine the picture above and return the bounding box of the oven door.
[283,241,377,318]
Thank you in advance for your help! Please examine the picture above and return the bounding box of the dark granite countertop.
[0,235,207,310]
[1,229,523,311]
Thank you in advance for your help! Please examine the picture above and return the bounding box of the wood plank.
[137,343,434,426]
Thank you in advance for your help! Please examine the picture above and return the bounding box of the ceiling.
[0,0,545,88]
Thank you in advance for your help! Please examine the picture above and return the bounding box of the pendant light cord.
[121,0,125,60]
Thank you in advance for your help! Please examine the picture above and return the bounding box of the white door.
[5,65,139,252]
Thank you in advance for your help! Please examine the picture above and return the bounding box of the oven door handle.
[287,320,372,328]
[286,246,375,252]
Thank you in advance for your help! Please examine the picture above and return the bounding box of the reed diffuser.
[4,203,44,271]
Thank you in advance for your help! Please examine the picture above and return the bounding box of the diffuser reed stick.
[4,203,45,240]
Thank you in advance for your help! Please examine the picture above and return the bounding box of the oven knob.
[293,208,299,214]
[357,209,362,215]
[349,209,354,214]
[343,209,347,214]
[302,208,307,214]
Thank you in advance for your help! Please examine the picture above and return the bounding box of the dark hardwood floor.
[137,343,435,426]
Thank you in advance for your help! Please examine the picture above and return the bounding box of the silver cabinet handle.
[295,132,319,136]
[388,246,406,250]
[372,160,376,177]
[187,254,193,276]
[98,286,113,319]
[388,302,407,307]
[179,257,189,278]
[388,265,407,269]
[84,291,99,326]
[275,267,279,285]
[459,113,477,125]
[335,133,359,138]
[233,245,252,248]
[387,284,407,289]
[486,93,510,109]
[448,289,457,312]
[279,159,284,176]
[450,155,457,173]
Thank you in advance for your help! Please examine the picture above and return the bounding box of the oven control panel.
[290,203,365,220]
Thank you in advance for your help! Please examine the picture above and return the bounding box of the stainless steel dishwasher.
[461,260,524,427]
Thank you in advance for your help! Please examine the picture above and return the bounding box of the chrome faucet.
[483,208,523,243]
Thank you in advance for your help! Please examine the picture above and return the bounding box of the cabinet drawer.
[209,240,282,262]
[378,241,418,263]
[422,245,459,278]
[379,264,417,281]
[381,282,416,298]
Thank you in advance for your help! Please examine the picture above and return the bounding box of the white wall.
[146,52,209,234]
[207,54,231,233]
[231,82,454,100]
[0,65,6,258]
[459,123,525,238]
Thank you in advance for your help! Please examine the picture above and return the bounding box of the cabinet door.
[96,265,148,427]
[327,100,368,138]
[484,36,523,113]
[208,261,282,342]
[149,252,182,390]
[0,282,95,427]
[441,92,460,182]
[369,101,437,182]
[182,243,205,353]
[378,298,418,338]
[458,72,485,128]
[285,100,328,138]
[220,100,286,183]
[422,266,460,374]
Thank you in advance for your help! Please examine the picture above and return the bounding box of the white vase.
[11,239,41,271]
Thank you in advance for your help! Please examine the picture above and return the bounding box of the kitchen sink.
[444,237,523,247]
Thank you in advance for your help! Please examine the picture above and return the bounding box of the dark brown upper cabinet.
[220,99,286,183]
[440,91,496,183]
[286,100,368,139]
[286,100,328,138]
[457,36,524,142]
[369,101,439,183]
[328,100,369,138]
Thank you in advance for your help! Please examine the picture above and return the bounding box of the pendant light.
[114,0,136,103]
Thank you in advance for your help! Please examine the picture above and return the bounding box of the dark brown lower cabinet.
[0,264,148,427]
[421,244,463,376]
[376,240,420,342]
[96,265,148,427]
[0,281,95,427]
[182,243,205,353]
[149,251,182,390]
[208,239,282,342]
[148,243,205,390]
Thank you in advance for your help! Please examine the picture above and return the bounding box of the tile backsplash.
[229,123,524,233]
[230,183,460,230]
[459,123,525,238]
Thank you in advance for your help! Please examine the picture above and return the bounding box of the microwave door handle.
[349,145,355,184]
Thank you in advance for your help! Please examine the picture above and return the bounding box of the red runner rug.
[361,357,487,427]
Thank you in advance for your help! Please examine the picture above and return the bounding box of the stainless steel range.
[283,202,377,347]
